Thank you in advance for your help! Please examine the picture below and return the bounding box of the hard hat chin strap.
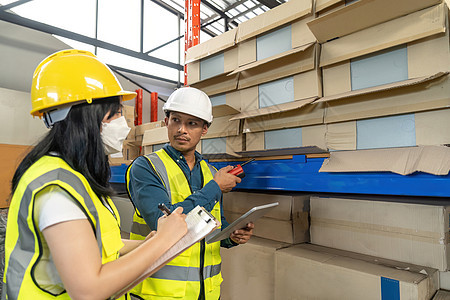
[43,106,72,129]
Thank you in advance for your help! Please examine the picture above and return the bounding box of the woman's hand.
[156,207,187,246]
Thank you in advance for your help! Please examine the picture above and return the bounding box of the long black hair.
[12,96,122,198]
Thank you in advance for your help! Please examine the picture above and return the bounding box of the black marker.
[158,203,171,216]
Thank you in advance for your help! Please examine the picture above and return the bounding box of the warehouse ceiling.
[0,0,285,98]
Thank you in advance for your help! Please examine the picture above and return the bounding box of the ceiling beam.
[0,9,183,71]
[254,0,281,9]
[0,0,34,11]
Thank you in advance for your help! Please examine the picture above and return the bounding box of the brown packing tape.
[319,4,447,67]
[185,28,238,63]
[311,217,445,244]
[307,0,442,43]
[319,145,450,176]
[323,73,450,124]
[236,0,313,43]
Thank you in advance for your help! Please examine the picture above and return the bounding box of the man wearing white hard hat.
[126,87,254,300]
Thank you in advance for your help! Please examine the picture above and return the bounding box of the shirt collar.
[163,144,203,164]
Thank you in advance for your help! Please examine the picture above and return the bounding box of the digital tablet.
[205,202,279,244]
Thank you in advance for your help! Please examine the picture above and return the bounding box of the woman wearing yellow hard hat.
[2,49,188,300]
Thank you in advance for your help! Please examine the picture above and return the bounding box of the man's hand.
[230,222,254,245]
[213,165,242,193]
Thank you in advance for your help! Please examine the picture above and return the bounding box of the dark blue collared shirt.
[127,144,237,248]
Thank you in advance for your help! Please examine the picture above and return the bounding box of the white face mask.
[100,116,131,155]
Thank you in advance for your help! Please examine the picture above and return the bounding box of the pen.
[158,203,172,216]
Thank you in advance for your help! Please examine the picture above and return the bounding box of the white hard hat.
[163,87,213,124]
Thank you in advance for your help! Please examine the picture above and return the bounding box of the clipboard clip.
[198,207,214,223]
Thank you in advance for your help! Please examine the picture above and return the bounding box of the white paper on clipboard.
[206,202,279,244]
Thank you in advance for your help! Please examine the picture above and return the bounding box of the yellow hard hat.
[30,49,136,117]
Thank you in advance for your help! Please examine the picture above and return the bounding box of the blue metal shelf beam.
[110,155,450,197]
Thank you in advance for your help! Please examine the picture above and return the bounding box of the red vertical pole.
[184,0,200,86]
[134,89,143,126]
[151,92,158,122]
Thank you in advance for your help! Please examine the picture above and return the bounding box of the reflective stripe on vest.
[127,149,222,299]
[3,156,124,300]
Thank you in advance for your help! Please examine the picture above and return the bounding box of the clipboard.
[206,202,279,244]
[110,205,218,299]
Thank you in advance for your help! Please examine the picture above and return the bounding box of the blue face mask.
[100,116,131,155]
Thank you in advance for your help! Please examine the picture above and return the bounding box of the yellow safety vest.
[126,149,222,299]
[2,156,125,300]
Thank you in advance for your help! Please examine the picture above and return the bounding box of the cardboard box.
[309,0,442,44]
[433,290,450,299]
[310,195,450,270]
[142,126,168,148]
[224,210,309,244]
[318,3,448,69]
[221,237,289,300]
[210,90,241,117]
[319,72,450,124]
[242,101,324,134]
[236,0,313,44]
[135,121,165,137]
[190,73,239,96]
[0,144,32,208]
[325,108,450,151]
[233,43,320,91]
[185,28,238,86]
[319,145,450,176]
[123,104,135,128]
[109,143,140,166]
[275,244,439,300]
[200,135,243,156]
[222,192,310,244]
[245,124,327,152]
[200,115,243,155]
[315,3,449,102]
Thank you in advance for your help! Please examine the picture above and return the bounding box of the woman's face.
[102,105,123,124]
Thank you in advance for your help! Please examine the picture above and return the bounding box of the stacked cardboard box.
[138,121,167,155]
[223,192,310,244]
[186,0,325,155]
[109,105,140,165]
[185,27,243,156]
[275,244,439,300]
[310,196,450,271]
[185,0,450,298]
[221,237,289,300]
[309,0,450,151]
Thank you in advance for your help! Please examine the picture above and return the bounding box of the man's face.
[165,111,208,153]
